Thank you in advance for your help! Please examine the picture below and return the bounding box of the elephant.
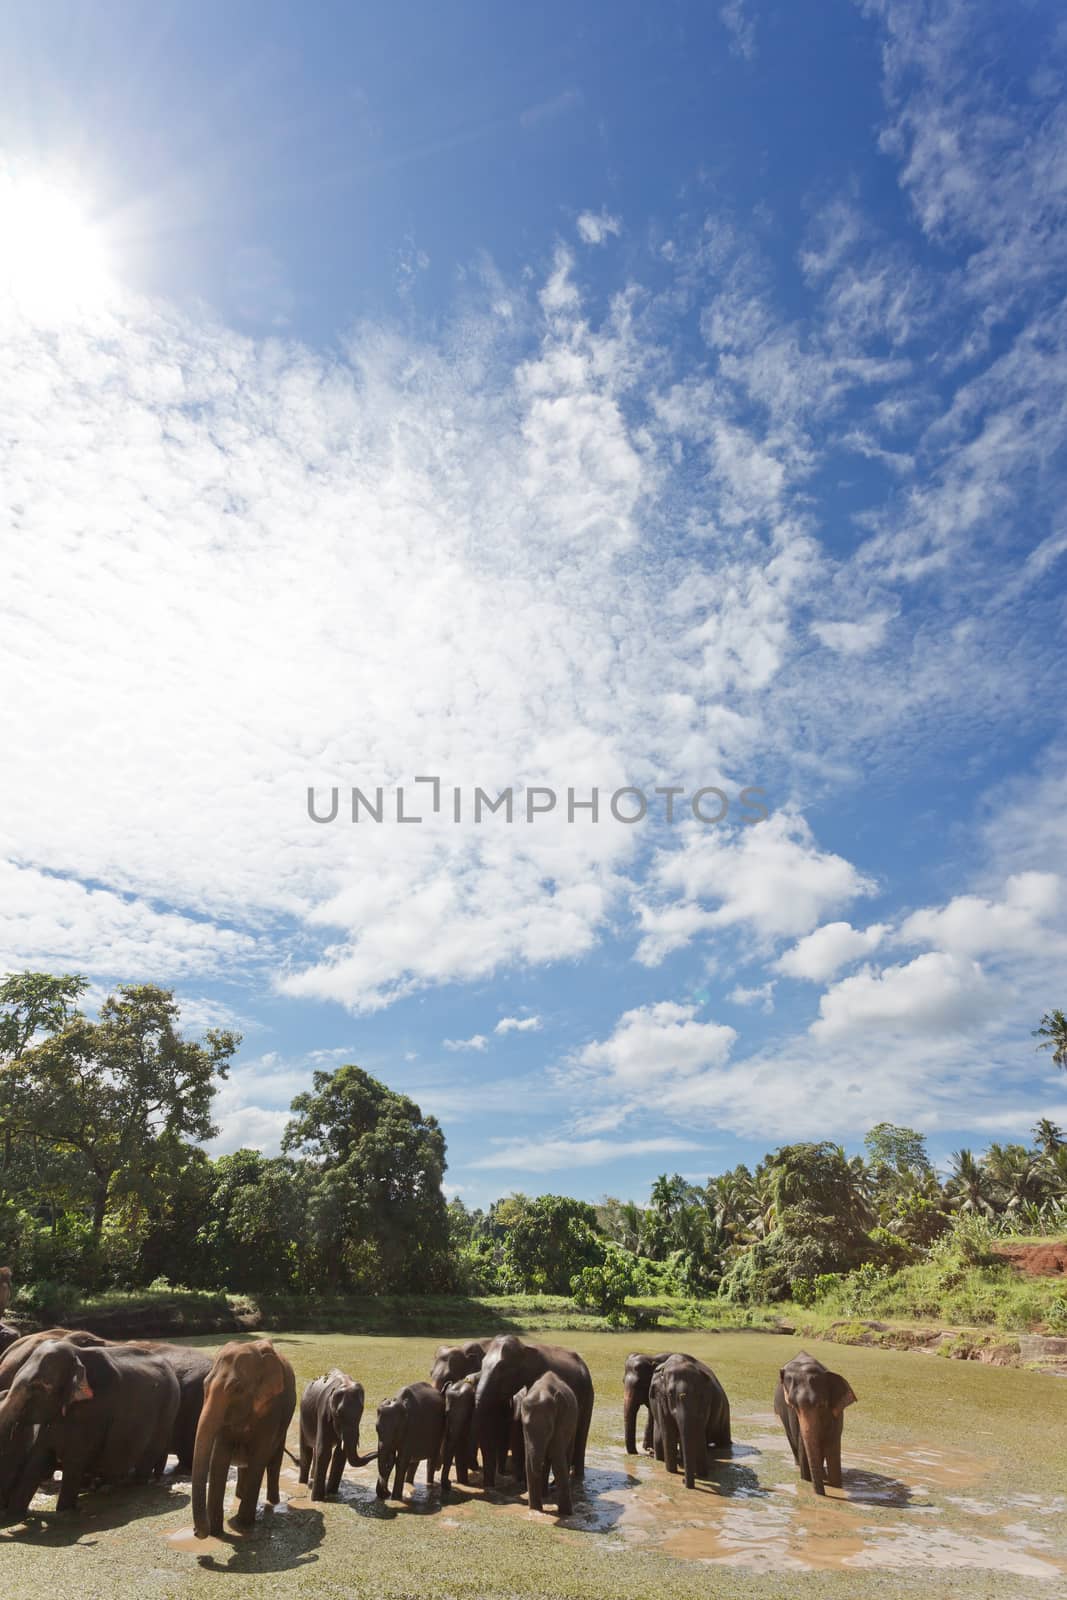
[299,1369,376,1500]
[622,1351,699,1454]
[0,1328,108,1394]
[774,1351,856,1496]
[135,1342,213,1474]
[0,1331,208,1475]
[511,1372,578,1516]
[0,1338,179,1514]
[375,1381,445,1502]
[191,1338,296,1538]
[439,1378,477,1494]
[649,1353,731,1490]
[474,1335,593,1489]
[429,1337,492,1391]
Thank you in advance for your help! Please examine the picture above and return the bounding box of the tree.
[1032,1118,1065,1156]
[864,1123,932,1178]
[283,1064,451,1292]
[499,1194,603,1294]
[945,1149,996,1216]
[1034,1009,1067,1071]
[12,985,237,1243]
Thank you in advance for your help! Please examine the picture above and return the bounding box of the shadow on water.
[841,1467,919,1509]
[0,1479,190,1546]
[178,1502,326,1574]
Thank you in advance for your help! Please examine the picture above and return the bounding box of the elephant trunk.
[622,1384,640,1455]
[191,1387,226,1536]
[474,1392,499,1488]
[797,1408,825,1496]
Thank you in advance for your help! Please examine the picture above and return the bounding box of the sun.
[0,170,116,321]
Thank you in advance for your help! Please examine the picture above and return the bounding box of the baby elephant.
[774,1351,857,1496]
[300,1369,376,1500]
[375,1381,445,1502]
[511,1371,578,1516]
[440,1378,477,1494]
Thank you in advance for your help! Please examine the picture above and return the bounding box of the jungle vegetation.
[1,974,1065,1324]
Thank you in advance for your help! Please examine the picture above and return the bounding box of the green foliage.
[499,1194,604,1294]
[570,1244,640,1324]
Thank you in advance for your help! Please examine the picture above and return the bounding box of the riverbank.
[5,1280,1067,1374]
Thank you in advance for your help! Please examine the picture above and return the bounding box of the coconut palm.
[945,1149,996,1216]
[1034,1009,1067,1071]
[1032,1117,1065,1156]
[984,1143,1046,1212]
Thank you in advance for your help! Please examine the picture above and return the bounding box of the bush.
[570,1246,640,1325]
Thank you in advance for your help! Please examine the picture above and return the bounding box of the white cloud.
[573,1001,736,1090]
[811,613,892,655]
[811,951,1000,1043]
[472,1135,706,1172]
[576,210,621,246]
[636,813,876,961]
[0,860,257,980]
[719,0,756,61]
[443,1034,489,1052]
[776,920,887,983]
[727,981,775,1012]
[898,872,1064,961]
[494,1015,543,1034]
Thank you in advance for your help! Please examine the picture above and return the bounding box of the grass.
[1,1327,1065,1600]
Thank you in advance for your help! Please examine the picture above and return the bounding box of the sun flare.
[0,170,116,321]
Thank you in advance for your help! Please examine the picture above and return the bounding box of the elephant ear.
[828,1372,857,1415]
[64,1355,94,1413]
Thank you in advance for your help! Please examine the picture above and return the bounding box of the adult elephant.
[473,1335,593,1489]
[0,1338,179,1514]
[0,1331,209,1474]
[774,1352,856,1496]
[191,1339,296,1538]
[135,1342,213,1473]
[622,1352,700,1454]
[429,1338,492,1391]
[649,1353,731,1490]
[0,1328,108,1393]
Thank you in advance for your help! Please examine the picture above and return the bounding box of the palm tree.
[1032,1118,1065,1157]
[1034,1010,1067,1071]
[984,1143,1046,1213]
[945,1149,996,1216]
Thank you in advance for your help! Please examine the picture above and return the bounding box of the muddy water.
[415,1417,1066,1582]
[154,1411,1066,1583]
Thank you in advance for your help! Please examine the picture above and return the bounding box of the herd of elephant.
[0,1320,857,1538]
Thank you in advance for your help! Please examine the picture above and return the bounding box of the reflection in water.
[151,1435,1066,1582]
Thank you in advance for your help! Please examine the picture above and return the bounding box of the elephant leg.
[55,1451,89,1514]
[552,1441,573,1517]
[234,1463,265,1526]
[390,1457,407,1500]
[662,1411,680,1476]
[311,1420,332,1499]
[299,1434,312,1484]
[642,1409,654,1453]
[825,1429,843,1491]
[440,1443,453,1496]
[326,1444,345,1497]
[266,1442,283,1505]
[207,1444,231,1537]
[525,1440,544,1512]
[571,1404,589,1480]
[797,1435,812,1482]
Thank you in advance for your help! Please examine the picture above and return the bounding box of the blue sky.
[1,0,1066,1209]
